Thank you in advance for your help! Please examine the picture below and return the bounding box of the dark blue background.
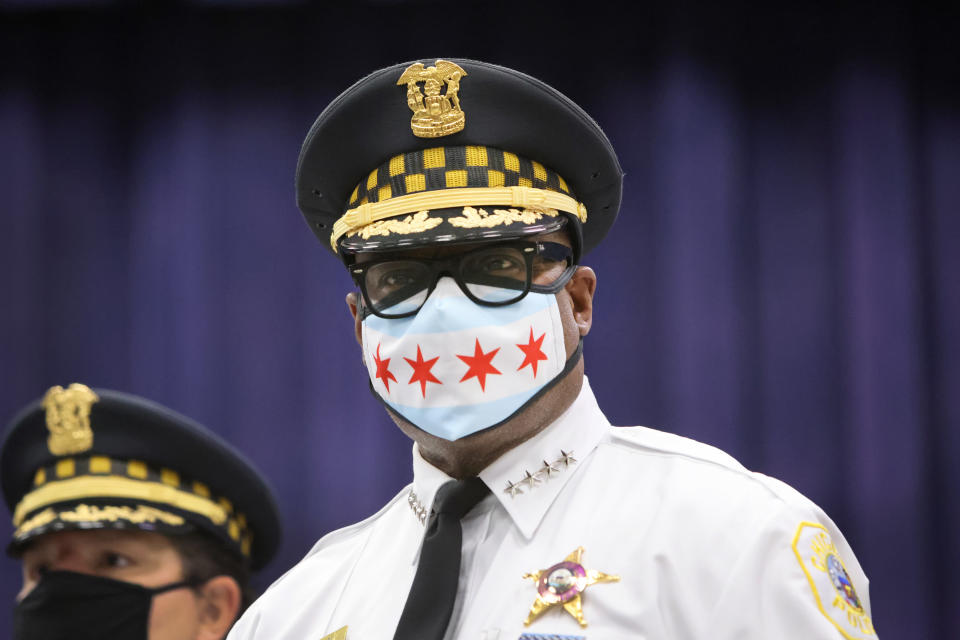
[1,2,957,637]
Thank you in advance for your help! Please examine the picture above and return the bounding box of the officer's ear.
[565,266,596,337]
[194,575,241,640]
[346,291,363,346]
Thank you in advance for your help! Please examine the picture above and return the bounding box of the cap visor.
[8,499,195,556]
[338,206,569,254]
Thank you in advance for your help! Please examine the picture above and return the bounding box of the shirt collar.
[409,376,609,542]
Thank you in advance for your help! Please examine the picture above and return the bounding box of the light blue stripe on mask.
[384,386,542,440]
[366,287,554,338]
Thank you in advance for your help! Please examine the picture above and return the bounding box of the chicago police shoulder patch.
[792,522,876,639]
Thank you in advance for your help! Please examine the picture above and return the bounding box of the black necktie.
[393,477,490,640]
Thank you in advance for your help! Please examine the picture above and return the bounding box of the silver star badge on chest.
[522,546,619,628]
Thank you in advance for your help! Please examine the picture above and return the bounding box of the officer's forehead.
[351,229,572,263]
[19,528,174,557]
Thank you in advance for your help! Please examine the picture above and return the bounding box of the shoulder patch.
[792,522,876,638]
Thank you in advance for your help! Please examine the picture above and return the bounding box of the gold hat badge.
[42,383,99,456]
[397,60,467,138]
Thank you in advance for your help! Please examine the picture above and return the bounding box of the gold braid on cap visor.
[330,145,587,251]
[14,456,254,557]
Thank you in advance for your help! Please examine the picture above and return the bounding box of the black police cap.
[1,384,281,571]
[296,58,623,259]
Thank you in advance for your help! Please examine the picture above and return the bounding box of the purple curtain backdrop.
[1,3,957,637]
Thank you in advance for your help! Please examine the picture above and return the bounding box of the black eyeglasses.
[349,241,576,319]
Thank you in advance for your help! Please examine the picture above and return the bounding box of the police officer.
[230,59,878,639]
[2,383,281,640]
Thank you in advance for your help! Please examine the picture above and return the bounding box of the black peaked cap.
[296,58,623,257]
[1,386,281,571]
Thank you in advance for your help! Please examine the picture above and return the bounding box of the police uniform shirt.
[229,377,877,640]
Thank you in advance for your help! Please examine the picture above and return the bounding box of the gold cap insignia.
[42,383,99,456]
[397,60,467,138]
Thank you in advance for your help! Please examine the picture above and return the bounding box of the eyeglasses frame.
[348,240,577,319]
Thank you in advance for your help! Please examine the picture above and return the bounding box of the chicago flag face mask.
[361,277,580,441]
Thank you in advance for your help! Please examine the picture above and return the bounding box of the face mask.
[13,570,195,640]
[361,277,582,441]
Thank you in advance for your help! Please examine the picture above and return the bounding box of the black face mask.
[13,570,195,640]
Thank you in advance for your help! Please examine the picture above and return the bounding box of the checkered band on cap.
[348,145,573,207]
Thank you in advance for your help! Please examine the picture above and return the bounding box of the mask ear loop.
[28,569,205,596]
[147,576,207,596]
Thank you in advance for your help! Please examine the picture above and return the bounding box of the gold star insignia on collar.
[504,480,524,498]
[502,451,579,499]
[540,459,561,477]
[522,546,619,628]
[407,490,429,525]
[521,469,542,489]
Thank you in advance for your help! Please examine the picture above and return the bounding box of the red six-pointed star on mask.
[404,345,442,398]
[373,343,397,393]
[457,338,501,391]
[517,327,549,378]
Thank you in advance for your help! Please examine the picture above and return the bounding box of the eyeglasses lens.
[460,246,529,303]
[360,242,573,317]
[364,261,432,316]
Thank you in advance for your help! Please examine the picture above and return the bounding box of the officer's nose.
[44,535,92,574]
[17,539,90,602]
[46,551,88,574]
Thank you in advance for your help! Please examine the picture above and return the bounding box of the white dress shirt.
[229,377,877,640]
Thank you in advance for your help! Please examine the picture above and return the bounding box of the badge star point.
[558,449,577,467]
[457,338,502,391]
[522,546,620,628]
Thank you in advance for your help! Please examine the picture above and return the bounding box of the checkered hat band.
[348,146,572,207]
